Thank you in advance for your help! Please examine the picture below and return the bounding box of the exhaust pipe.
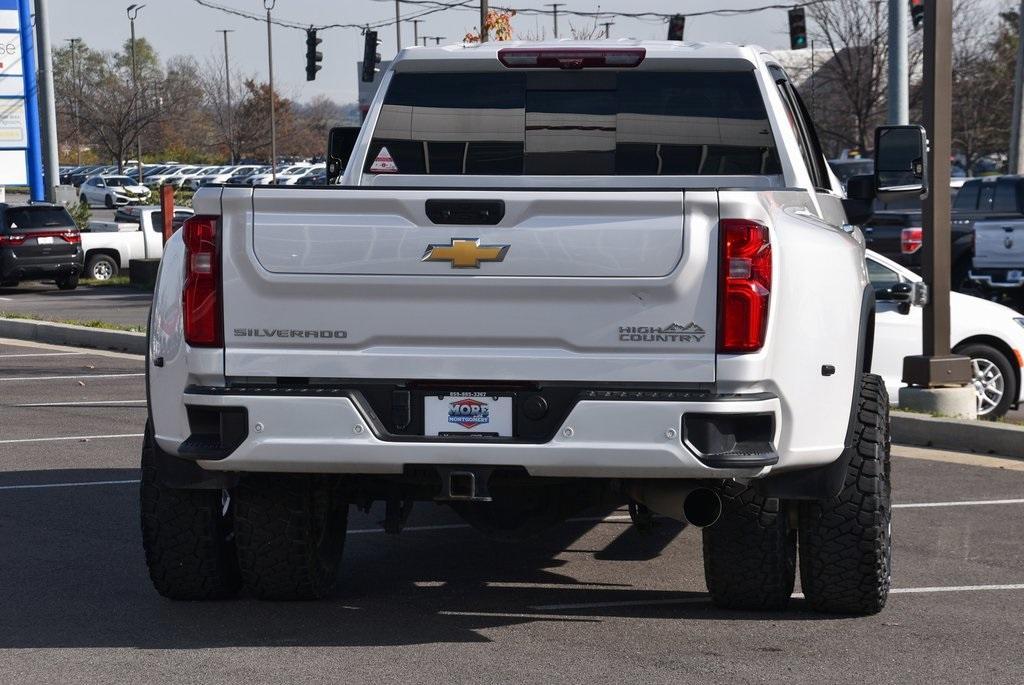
[681,487,722,528]
[624,480,722,528]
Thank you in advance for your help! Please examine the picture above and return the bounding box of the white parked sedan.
[869,250,1024,419]
[78,175,152,208]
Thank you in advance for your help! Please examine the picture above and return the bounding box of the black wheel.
[79,193,89,207]
[702,481,796,610]
[234,474,348,600]
[799,373,892,615]
[104,194,114,209]
[85,253,118,280]
[56,273,79,291]
[140,422,241,600]
[953,343,1017,420]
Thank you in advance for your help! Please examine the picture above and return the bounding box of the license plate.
[424,392,513,437]
[36,236,54,244]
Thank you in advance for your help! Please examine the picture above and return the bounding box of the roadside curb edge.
[893,410,1024,461]
[0,317,146,355]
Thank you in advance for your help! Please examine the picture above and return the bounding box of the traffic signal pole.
[900,0,975,417]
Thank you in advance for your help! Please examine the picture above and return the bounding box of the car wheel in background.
[55,273,79,290]
[79,193,89,207]
[954,342,1017,420]
[104,194,114,209]
[85,254,118,281]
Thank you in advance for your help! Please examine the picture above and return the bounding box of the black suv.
[0,204,84,290]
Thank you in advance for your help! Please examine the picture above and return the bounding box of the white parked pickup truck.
[142,41,926,614]
[81,205,193,279]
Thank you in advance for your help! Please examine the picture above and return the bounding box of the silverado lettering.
[233,328,347,339]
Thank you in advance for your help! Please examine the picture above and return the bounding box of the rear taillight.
[182,215,222,347]
[0,234,26,246]
[60,230,80,244]
[718,219,771,354]
[901,227,922,254]
[498,48,645,69]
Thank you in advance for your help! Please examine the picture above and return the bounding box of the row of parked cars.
[59,162,328,207]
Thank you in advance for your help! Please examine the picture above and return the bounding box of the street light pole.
[887,0,909,124]
[901,0,974,415]
[127,4,145,183]
[395,0,402,50]
[65,38,81,166]
[479,0,488,42]
[216,29,234,165]
[411,19,423,46]
[265,0,277,182]
[601,21,613,39]
[34,0,59,202]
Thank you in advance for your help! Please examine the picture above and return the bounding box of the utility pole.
[887,0,909,124]
[431,36,445,45]
[34,0,59,201]
[127,4,144,183]
[1009,1,1024,173]
[65,38,81,166]
[265,0,277,181]
[479,0,488,42]
[395,0,402,50]
[601,21,613,39]
[217,30,234,164]
[545,3,564,38]
[411,19,423,46]
[902,0,974,412]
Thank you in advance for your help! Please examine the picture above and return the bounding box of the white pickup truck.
[142,42,925,614]
[81,206,193,280]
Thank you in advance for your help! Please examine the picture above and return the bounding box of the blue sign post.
[0,0,41,200]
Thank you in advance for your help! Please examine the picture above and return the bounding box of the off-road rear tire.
[234,474,348,600]
[702,481,796,610]
[799,373,892,615]
[140,423,241,600]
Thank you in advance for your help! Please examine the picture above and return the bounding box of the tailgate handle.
[425,199,505,226]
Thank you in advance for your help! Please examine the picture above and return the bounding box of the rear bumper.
[157,389,782,479]
[0,248,83,280]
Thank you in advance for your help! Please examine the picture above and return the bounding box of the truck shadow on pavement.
[0,468,834,650]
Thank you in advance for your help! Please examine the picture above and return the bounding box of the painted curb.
[893,411,1024,460]
[0,317,146,355]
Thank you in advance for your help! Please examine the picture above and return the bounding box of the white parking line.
[11,399,147,407]
[530,584,1024,611]
[0,479,141,491]
[0,351,89,358]
[0,372,144,382]
[0,433,144,444]
[894,499,1024,509]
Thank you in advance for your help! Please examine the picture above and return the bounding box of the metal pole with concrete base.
[899,0,976,419]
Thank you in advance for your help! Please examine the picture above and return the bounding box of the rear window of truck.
[366,71,781,176]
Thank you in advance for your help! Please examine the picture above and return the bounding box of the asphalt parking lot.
[0,337,1023,683]
[0,282,151,327]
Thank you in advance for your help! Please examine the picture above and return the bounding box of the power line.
[194,0,833,34]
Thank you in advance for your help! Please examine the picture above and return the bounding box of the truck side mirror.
[842,174,875,225]
[874,124,928,200]
[326,126,361,185]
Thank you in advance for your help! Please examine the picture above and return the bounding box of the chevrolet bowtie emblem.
[421,238,509,269]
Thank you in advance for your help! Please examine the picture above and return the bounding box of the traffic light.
[361,30,381,82]
[788,8,807,49]
[667,14,685,41]
[305,29,323,81]
[910,0,925,30]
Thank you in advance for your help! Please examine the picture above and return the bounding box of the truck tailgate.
[973,219,1024,269]
[220,187,719,384]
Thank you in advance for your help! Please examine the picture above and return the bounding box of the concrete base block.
[898,385,977,420]
[129,259,160,289]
